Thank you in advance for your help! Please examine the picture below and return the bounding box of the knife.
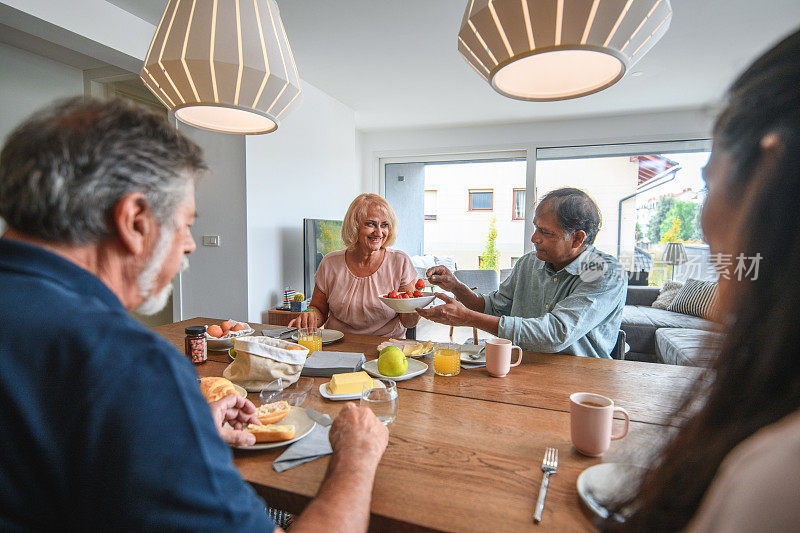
[305,408,332,427]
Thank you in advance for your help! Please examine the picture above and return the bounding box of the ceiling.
[107,0,800,132]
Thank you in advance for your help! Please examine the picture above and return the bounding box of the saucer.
[576,463,647,523]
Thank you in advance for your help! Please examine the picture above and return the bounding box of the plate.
[319,380,385,401]
[459,345,486,364]
[232,406,316,450]
[291,329,344,345]
[378,292,436,314]
[576,463,647,523]
[362,358,428,381]
[376,340,434,358]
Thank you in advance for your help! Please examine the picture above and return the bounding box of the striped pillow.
[667,279,719,319]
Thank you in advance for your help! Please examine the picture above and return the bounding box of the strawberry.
[388,290,399,299]
[415,278,426,290]
[401,293,410,299]
[406,291,414,298]
[413,290,423,297]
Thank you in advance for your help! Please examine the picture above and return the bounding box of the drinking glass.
[434,343,461,376]
[297,327,322,353]
[360,379,398,425]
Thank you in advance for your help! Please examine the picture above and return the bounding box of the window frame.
[424,189,438,221]
[512,188,525,220]
[468,189,494,211]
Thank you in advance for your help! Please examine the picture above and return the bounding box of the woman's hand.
[288,309,318,330]
[398,312,420,328]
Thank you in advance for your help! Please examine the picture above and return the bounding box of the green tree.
[647,197,676,243]
[480,217,500,271]
[659,201,700,241]
[661,217,682,243]
[635,222,643,243]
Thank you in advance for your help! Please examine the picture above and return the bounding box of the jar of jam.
[185,326,207,364]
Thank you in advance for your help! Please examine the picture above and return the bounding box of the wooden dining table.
[154,318,703,532]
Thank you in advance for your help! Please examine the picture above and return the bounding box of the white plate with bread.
[232,406,316,450]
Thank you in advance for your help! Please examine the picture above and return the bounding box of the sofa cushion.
[655,328,724,366]
[651,280,683,309]
[626,286,660,307]
[667,279,719,319]
[622,305,716,355]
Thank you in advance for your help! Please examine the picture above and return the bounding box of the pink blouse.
[314,248,417,337]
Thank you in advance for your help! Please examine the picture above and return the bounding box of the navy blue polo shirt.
[0,238,274,531]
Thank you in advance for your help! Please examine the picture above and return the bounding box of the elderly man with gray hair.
[418,188,626,358]
[0,97,387,531]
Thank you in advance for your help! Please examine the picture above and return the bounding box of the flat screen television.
[303,218,345,297]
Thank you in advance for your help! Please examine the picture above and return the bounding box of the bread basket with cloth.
[224,336,308,392]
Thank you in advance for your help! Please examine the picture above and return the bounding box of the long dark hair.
[617,28,800,531]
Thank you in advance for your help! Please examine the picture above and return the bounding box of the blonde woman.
[289,193,420,337]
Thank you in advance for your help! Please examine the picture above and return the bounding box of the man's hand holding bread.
[208,393,262,447]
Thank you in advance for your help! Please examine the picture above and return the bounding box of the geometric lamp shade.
[141,0,302,134]
[458,0,672,101]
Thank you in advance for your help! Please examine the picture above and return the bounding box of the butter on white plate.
[319,371,384,401]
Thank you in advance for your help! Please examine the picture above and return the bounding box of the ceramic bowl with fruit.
[205,320,254,350]
[379,278,436,314]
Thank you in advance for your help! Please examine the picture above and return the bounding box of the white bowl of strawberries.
[378,278,437,314]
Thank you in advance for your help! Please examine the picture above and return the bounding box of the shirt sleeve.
[313,253,331,296]
[497,262,626,353]
[397,251,418,287]
[685,416,800,532]
[483,263,518,317]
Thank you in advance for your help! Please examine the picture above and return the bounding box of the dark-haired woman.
[615,27,800,532]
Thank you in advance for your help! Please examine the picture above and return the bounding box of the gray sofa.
[622,286,722,366]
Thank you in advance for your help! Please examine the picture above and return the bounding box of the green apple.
[377,346,408,377]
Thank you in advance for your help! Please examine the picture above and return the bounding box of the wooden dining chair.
[612,330,627,360]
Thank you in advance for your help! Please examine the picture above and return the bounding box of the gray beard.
[135,224,182,316]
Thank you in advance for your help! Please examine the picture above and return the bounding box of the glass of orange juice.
[297,327,322,354]
[434,343,461,376]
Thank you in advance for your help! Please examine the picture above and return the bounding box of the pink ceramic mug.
[569,392,630,457]
[485,338,522,377]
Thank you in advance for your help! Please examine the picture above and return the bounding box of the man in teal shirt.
[418,188,626,358]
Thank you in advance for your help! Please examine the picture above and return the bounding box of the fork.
[533,447,558,523]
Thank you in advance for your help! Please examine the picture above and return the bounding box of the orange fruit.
[206,325,223,338]
[220,320,233,333]
[231,323,245,331]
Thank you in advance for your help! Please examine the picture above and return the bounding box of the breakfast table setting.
[154,317,702,532]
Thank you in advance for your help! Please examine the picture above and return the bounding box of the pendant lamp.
[141,0,302,134]
[458,0,672,101]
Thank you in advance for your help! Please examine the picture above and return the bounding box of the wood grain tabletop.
[153,318,693,532]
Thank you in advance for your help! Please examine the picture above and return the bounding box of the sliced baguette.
[255,401,291,424]
[247,424,296,443]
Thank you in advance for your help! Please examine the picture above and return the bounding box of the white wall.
[177,123,249,322]
[0,42,83,145]
[246,82,359,321]
[360,106,717,253]
[0,42,84,233]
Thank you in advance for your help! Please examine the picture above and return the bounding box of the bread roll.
[199,376,239,402]
[255,401,291,424]
[247,424,296,442]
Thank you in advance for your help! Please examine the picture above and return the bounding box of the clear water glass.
[360,379,398,425]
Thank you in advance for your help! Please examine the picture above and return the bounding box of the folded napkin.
[300,351,366,377]
[273,420,333,472]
